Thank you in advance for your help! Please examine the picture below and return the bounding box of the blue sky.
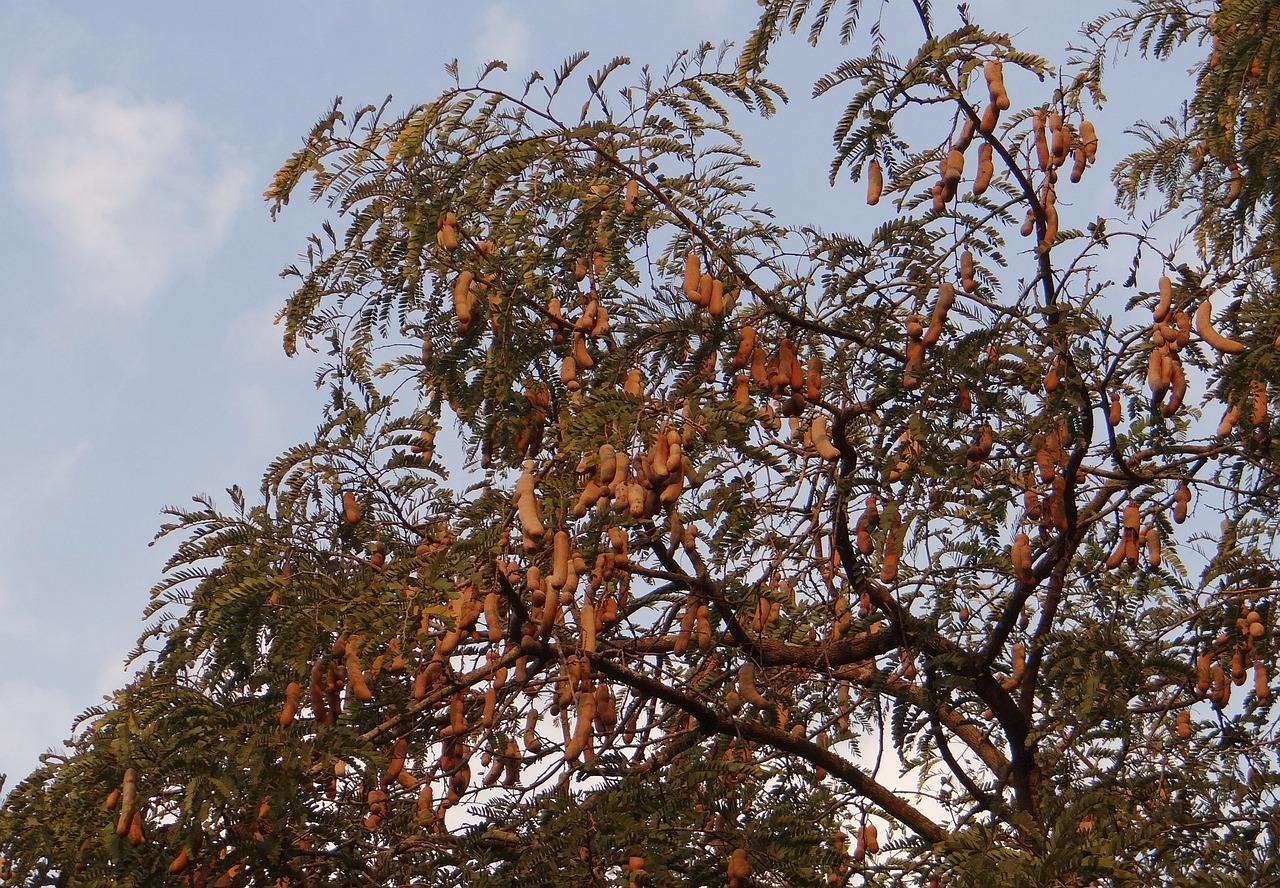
[0,0,1187,786]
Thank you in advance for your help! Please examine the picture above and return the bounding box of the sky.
[0,0,1193,789]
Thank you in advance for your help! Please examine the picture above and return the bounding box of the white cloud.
[1,75,249,309]
[474,2,530,70]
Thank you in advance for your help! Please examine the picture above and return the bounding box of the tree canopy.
[3,0,1280,885]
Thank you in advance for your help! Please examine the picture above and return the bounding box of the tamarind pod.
[984,60,1009,110]
[1164,359,1187,417]
[708,278,726,315]
[731,326,756,369]
[1041,202,1058,248]
[547,530,570,589]
[1251,381,1269,429]
[956,115,977,152]
[1155,276,1173,322]
[1011,533,1034,585]
[979,102,999,135]
[590,444,615,487]
[309,659,331,723]
[1147,347,1170,402]
[738,662,770,707]
[570,479,600,519]
[104,787,121,811]
[452,271,475,331]
[622,480,646,519]
[168,848,190,875]
[1195,298,1245,354]
[1146,525,1161,567]
[902,339,926,389]
[571,333,594,370]
[516,491,545,539]
[1049,112,1069,166]
[1196,651,1213,697]
[1029,111,1049,172]
[1108,392,1122,426]
[1044,360,1061,394]
[960,251,977,293]
[1020,209,1035,238]
[279,681,301,727]
[623,368,643,397]
[931,181,945,212]
[1105,534,1127,570]
[880,549,900,582]
[696,273,714,308]
[810,415,841,460]
[396,768,419,790]
[728,848,752,882]
[345,644,374,703]
[385,737,408,783]
[1069,145,1087,183]
[1123,501,1141,532]
[863,823,880,854]
[1211,662,1229,709]
[866,158,884,205]
[1080,119,1098,162]
[580,601,598,652]
[484,591,503,642]
[481,685,498,729]
[732,373,752,412]
[1256,662,1270,703]
[565,691,597,761]
[664,429,684,476]
[341,491,361,525]
[573,256,589,282]
[922,283,956,347]
[439,224,459,252]
[126,811,145,847]
[1232,648,1248,686]
[682,251,700,299]
[560,354,579,392]
[1175,709,1192,740]
[806,355,823,400]
[942,149,965,188]
[116,768,138,836]
[659,471,685,506]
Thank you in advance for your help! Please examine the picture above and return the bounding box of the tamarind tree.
[3,0,1279,885]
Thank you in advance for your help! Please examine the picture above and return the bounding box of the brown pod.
[309,659,330,724]
[115,767,138,836]
[279,680,301,727]
[1032,111,1050,172]
[979,102,999,135]
[126,811,145,847]
[1155,276,1173,323]
[1080,119,1098,163]
[1146,526,1162,567]
[345,641,374,703]
[342,491,361,525]
[1175,709,1192,740]
[1011,532,1034,585]
[104,787,121,811]
[922,283,956,347]
[984,59,1010,110]
[1172,483,1191,524]
[866,158,884,205]
[168,847,190,875]
[960,251,977,293]
[452,270,476,331]
[973,142,994,196]
[1069,145,1087,183]
[942,149,964,189]
[682,251,700,300]
[1049,112,1069,166]
[1020,208,1035,238]
[1195,299,1245,354]
[1256,662,1270,703]
[1196,651,1213,697]
[731,326,756,369]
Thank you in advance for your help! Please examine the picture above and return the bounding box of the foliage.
[2,1,1280,886]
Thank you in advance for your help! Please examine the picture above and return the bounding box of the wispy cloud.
[1,75,249,309]
[474,2,530,70]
